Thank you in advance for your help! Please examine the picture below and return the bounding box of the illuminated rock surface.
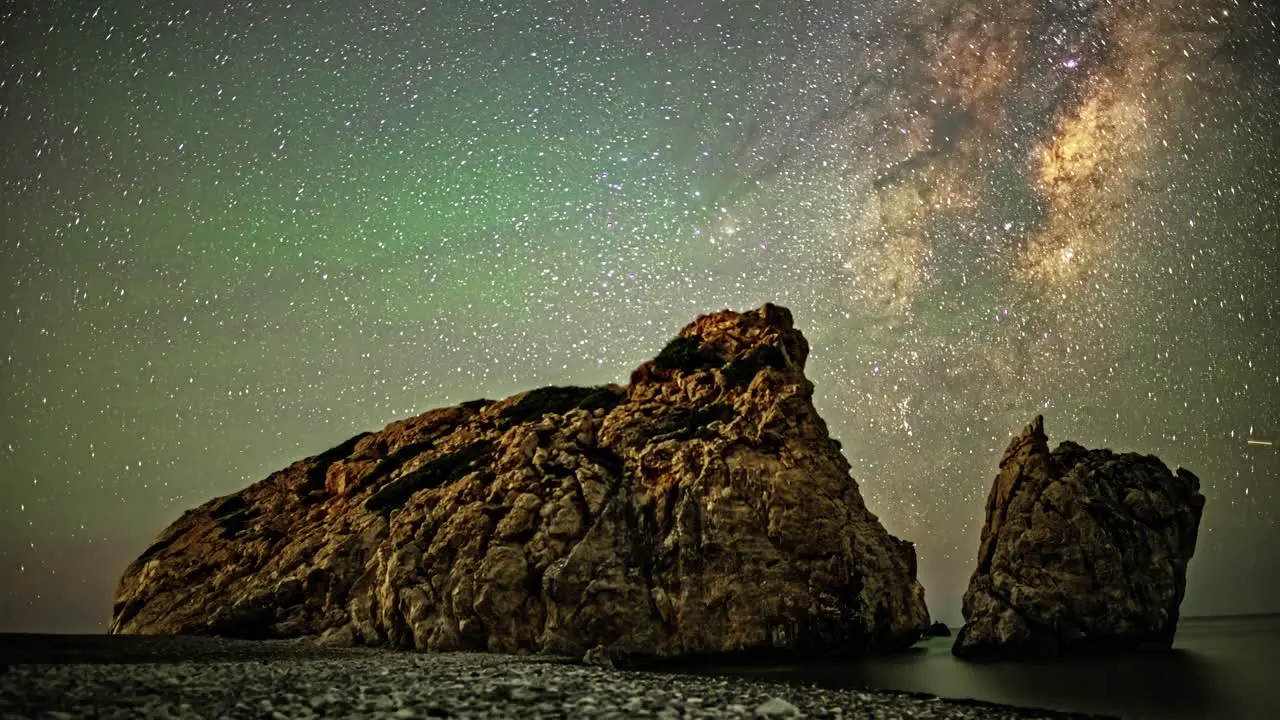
[955,416,1204,658]
[111,304,929,660]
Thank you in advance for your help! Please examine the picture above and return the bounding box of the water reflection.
[681,616,1280,719]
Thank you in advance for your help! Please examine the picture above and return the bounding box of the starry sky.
[2,0,1278,633]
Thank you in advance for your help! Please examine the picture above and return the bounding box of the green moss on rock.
[500,385,623,427]
[216,505,257,540]
[364,440,495,514]
[654,335,716,374]
[722,345,789,388]
[657,403,736,442]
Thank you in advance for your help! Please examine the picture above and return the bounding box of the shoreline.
[0,634,1115,719]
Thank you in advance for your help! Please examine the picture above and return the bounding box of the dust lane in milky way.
[1,0,1277,631]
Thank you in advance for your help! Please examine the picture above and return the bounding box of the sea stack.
[953,416,1205,659]
[111,304,930,661]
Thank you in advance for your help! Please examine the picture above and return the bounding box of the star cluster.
[2,0,1277,631]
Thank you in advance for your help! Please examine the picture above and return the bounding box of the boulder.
[110,304,930,660]
[953,416,1205,658]
[925,621,951,638]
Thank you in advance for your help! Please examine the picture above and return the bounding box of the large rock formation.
[953,416,1204,659]
[111,304,930,660]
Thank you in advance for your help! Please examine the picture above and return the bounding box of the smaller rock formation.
[954,416,1204,659]
[925,622,950,638]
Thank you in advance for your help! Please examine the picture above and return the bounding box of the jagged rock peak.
[110,304,930,662]
[628,303,808,385]
[954,415,1205,659]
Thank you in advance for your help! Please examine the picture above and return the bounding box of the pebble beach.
[0,635,1110,720]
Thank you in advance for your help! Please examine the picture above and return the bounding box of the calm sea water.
[689,615,1280,719]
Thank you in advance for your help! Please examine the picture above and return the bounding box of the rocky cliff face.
[111,304,930,660]
[953,416,1204,659]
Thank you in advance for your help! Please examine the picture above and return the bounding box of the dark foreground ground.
[0,634,1109,720]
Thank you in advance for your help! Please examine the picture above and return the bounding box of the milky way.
[2,0,1277,631]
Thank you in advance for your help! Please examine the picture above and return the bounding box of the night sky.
[2,0,1277,633]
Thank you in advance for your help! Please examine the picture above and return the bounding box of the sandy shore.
[0,635,1113,719]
